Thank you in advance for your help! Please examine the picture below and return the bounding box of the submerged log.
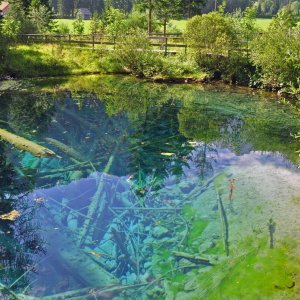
[47,229,119,288]
[111,207,181,211]
[38,283,147,300]
[78,143,119,247]
[39,288,91,300]
[0,128,57,158]
[111,227,137,273]
[214,187,229,256]
[172,251,213,265]
[45,137,86,162]
[0,283,23,300]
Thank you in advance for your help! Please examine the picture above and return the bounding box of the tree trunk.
[188,0,192,18]
[148,0,153,34]
[163,18,167,37]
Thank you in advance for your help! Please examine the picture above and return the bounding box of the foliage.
[113,30,162,77]
[254,0,300,17]
[154,0,183,34]
[232,5,258,42]
[124,8,152,32]
[28,4,56,33]
[89,12,103,34]
[1,0,55,35]
[250,10,300,87]
[136,0,189,34]
[1,0,34,36]
[181,0,206,17]
[185,12,237,54]
[0,33,9,76]
[102,6,127,36]
[185,11,252,82]
[72,16,85,34]
[159,55,202,78]
[56,22,70,34]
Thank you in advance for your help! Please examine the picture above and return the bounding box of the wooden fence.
[17,33,188,55]
[17,33,251,58]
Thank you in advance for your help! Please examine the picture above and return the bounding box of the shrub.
[250,10,300,87]
[89,12,103,34]
[102,7,127,36]
[56,23,70,34]
[28,4,56,33]
[113,30,163,77]
[185,10,256,84]
[185,12,237,55]
[72,17,84,34]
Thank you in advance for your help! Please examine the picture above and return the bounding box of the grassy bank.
[4,44,108,78]
[3,44,206,80]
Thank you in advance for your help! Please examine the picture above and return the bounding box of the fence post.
[92,34,95,49]
[113,36,116,50]
[164,37,168,56]
[68,34,71,43]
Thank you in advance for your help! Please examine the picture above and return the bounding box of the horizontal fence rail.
[17,33,188,55]
[17,34,251,57]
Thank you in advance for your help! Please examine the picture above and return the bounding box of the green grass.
[54,18,92,34]
[169,18,272,33]
[54,17,272,35]
[256,18,272,30]
[168,20,188,33]
[6,44,101,77]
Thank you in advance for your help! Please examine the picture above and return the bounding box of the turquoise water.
[0,76,300,299]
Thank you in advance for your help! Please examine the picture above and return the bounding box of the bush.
[72,17,84,34]
[28,4,56,33]
[102,7,127,36]
[250,11,300,87]
[113,30,163,77]
[159,56,200,78]
[185,12,237,55]
[89,12,103,34]
[0,34,9,76]
[56,23,70,34]
[185,10,256,84]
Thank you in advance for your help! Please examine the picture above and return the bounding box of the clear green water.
[0,75,300,299]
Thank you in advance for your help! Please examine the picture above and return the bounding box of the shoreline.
[0,72,291,100]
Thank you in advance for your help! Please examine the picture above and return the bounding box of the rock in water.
[152,226,169,238]
[67,214,78,231]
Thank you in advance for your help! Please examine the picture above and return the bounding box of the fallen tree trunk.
[45,138,85,162]
[172,251,213,265]
[0,128,56,158]
[77,142,120,247]
[46,228,119,288]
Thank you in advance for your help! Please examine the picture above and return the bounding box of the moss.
[290,196,300,205]
[183,205,196,219]
[169,275,186,295]
[185,219,209,248]
[197,236,300,300]
[214,173,228,194]
[254,204,263,214]
[205,239,224,255]
[158,248,171,260]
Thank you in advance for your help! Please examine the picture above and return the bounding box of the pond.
[0,75,300,300]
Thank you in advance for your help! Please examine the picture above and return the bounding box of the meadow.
[54,17,272,34]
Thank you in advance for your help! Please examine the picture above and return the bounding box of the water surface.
[0,76,300,299]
